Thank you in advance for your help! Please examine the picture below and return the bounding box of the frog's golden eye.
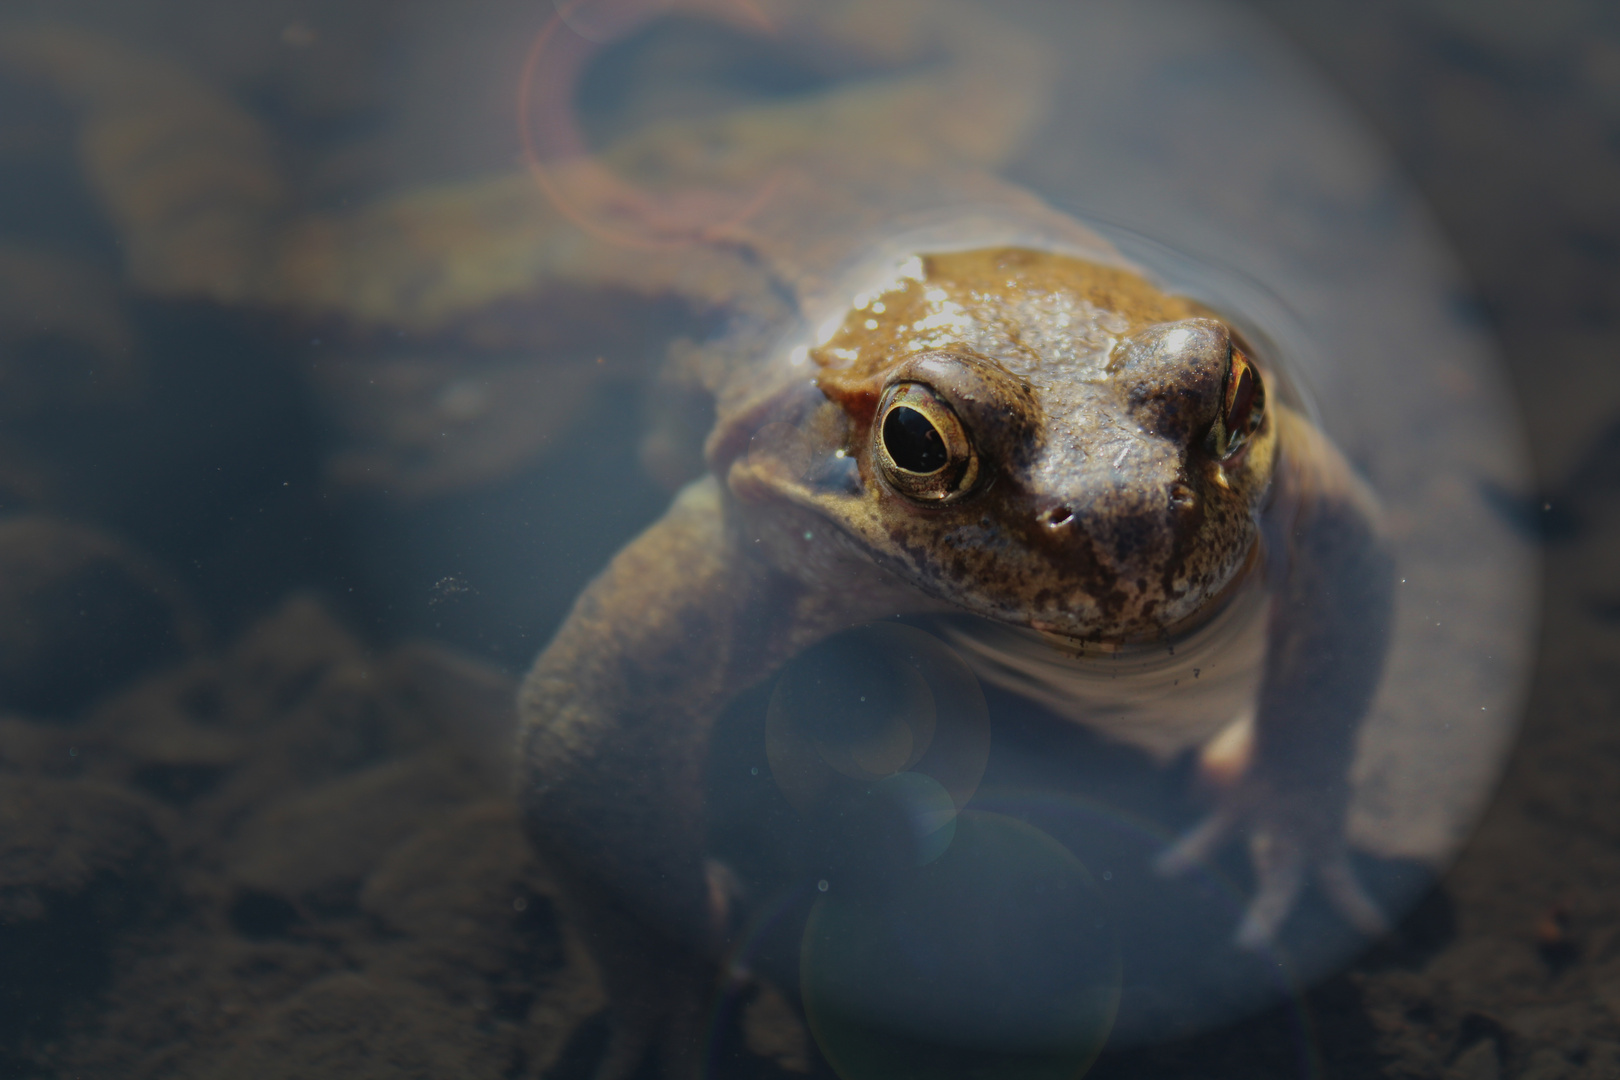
[874,382,978,501]
[1213,346,1265,460]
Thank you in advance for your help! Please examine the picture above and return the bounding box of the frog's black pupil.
[883,406,949,473]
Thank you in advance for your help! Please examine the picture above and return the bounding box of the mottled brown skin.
[519,248,1393,1079]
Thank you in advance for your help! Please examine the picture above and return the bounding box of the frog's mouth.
[1025,537,1262,649]
[1024,624,1126,656]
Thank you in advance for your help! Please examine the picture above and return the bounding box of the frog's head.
[722,247,1278,642]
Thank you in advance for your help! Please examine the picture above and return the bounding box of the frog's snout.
[1018,462,1205,604]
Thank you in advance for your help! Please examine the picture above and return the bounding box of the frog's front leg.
[518,477,884,1079]
[1159,409,1395,948]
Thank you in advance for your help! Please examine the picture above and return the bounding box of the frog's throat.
[1024,534,1264,652]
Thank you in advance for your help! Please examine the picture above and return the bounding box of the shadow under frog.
[519,247,1393,1078]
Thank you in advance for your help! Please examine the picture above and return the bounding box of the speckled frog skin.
[520,247,1393,1078]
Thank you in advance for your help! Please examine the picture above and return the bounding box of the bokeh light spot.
[801,811,1121,1080]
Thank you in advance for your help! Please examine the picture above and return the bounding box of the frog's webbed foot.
[561,895,709,1080]
[1155,787,1388,950]
[559,857,746,1080]
[599,981,715,1080]
[586,950,708,1080]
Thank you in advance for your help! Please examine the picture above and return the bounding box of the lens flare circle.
[767,622,991,821]
[801,810,1122,1080]
[972,789,1324,1076]
[518,0,784,250]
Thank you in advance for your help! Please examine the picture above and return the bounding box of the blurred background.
[0,0,1613,1077]
[1243,3,1620,1077]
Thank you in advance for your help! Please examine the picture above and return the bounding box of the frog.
[518,244,1395,1079]
[0,9,1395,1070]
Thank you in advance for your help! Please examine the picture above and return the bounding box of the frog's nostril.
[1043,506,1074,528]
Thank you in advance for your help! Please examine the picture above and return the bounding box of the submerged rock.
[197,972,507,1080]
[0,778,167,1062]
[0,515,204,716]
[225,752,490,920]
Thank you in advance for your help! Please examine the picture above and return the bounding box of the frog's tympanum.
[519,246,1393,1076]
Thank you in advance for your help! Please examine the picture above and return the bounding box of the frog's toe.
[706,856,746,947]
[1153,805,1241,878]
[1315,850,1389,939]
[1233,831,1309,950]
[1157,808,1306,948]
[1158,806,1389,949]
[1235,844,1389,949]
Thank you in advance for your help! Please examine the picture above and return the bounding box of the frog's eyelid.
[1226,324,1262,362]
